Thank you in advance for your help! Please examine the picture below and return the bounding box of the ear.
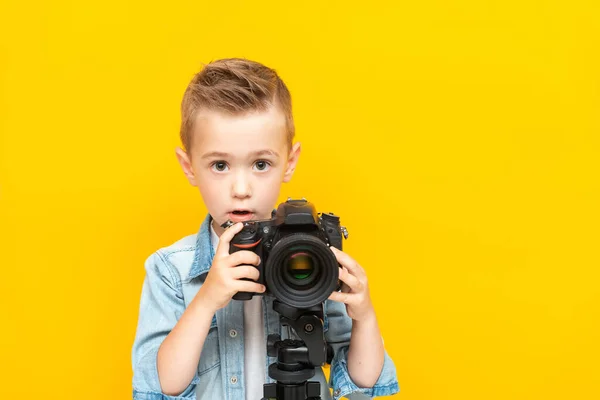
[283,142,301,183]
[175,147,198,187]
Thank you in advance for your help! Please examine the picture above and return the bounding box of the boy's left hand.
[327,246,375,322]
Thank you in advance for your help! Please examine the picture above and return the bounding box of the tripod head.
[262,300,333,400]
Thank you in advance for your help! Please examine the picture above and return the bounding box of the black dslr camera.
[225,198,349,308]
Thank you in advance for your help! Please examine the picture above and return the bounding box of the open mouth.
[231,210,251,215]
[228,210,254,221]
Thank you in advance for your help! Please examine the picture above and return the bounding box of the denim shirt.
[131,214,400,400]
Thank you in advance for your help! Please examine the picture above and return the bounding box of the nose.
[231,170,252,199]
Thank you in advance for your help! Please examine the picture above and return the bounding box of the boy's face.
[176,106,301,237]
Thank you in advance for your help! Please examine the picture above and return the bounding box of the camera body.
[227,198,348,308]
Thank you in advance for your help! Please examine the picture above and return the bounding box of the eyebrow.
[200,149,280,160]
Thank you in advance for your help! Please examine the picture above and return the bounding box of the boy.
[131,58,399,400]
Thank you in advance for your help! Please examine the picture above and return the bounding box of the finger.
[328,290,358,305]
[234,280,266,294]
[225,251,261,268]
[230,265,260,281]
[215,222,244,258]
[330,246,367,281]
[337,266,363,293]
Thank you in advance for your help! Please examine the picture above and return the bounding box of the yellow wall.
[1,1,598,399]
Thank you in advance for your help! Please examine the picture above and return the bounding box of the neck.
[210,218,225,237]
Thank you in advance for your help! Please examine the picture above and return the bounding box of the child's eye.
[211,161,229,172]
[253,160,271,171]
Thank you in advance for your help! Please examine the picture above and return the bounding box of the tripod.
[261,301,333,400]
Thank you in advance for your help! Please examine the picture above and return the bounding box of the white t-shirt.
[210,225,266,400]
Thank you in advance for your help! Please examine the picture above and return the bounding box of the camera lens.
[286,252,314,280]
[265,234,339,308]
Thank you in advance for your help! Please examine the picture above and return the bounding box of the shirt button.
[333,388,341,397]
[230,376,238,384]
[229,329,238,338]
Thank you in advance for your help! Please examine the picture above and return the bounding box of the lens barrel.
[265,234,339,308]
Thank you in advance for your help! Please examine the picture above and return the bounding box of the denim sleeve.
[324,300,400,400]
[131,252,198,399]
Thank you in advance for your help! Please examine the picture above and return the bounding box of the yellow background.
[1,1,599,399]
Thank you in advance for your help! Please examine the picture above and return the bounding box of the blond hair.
[180,58,294,154]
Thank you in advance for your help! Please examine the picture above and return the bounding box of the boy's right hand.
[197,222,266,312]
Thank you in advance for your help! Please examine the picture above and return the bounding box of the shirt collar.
[188,213,216,280]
